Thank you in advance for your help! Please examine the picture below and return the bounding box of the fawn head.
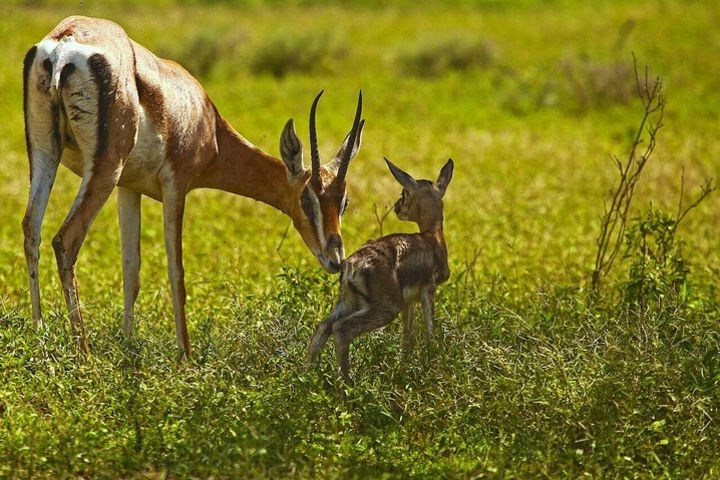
[385,158,454,231]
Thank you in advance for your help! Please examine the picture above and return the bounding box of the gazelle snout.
[319,233,344,273]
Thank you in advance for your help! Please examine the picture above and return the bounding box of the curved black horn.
[335,90,363,184]
[309,90,323,186]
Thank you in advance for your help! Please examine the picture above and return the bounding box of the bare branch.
[592,55,664,292]
[676,165,686,221]
[372,203,393,237]
[275,222,292,260]
[676,177,716,227]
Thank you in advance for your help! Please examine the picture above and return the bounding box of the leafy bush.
[397,34,498,77]
[623,208,690,304]
[250,30,347,78]
[623,175,716,305]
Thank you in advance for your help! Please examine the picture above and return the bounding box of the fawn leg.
[401,304,416,356]
[421,286,436,343]
[308,301,348,364]
[332,307,397,382]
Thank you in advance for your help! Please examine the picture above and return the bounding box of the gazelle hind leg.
[53,163,122,353]
[51,51,137,354]
[23,149,61,326]
[161,184,190,359]
[118,187,141,337]
[22,45,62,326]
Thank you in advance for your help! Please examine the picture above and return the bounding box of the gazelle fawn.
[308,158,454,381]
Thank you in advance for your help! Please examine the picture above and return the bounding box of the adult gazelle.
[22,16,364,357]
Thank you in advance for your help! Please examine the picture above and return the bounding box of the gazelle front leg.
[118,187,141,337]
[161,184,191,359]
[421,285,436,342]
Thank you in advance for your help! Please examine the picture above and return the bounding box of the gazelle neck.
[194,115,295,217]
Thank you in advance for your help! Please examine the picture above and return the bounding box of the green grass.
[1,0,719,477]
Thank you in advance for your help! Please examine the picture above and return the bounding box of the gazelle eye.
[301,187,317,224]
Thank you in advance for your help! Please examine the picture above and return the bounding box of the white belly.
[119,106,164,198]
[61,105,165,199]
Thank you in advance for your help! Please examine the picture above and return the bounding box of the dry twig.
[373,203,393,237]
[592,55,665,292]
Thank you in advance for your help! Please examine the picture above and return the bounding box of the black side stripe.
[50,101,61,161]
[87,53,113,159]
[22,46,37,180]
[58,63,76,89]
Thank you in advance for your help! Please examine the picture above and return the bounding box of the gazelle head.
[385,157,454,231]
[279,91,365,274]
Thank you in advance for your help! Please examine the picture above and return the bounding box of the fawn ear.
[280,119,305,179]
[436,158,454,197]
[385,157,418,191]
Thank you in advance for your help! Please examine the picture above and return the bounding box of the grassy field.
[1,0,719,477]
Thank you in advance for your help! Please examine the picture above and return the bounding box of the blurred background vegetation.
[0,0,719,478]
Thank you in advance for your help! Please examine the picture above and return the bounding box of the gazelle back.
[308,158,454,381]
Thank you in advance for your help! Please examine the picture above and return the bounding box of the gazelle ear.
[385,157,418,191]
[436,158,454,197]
[330,119,365,171]
[280,119,305,178]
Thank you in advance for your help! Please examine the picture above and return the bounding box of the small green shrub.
[397,34,498,77]
[622,176,716,305]
[250,31,346,78]
[623,208,689,304]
